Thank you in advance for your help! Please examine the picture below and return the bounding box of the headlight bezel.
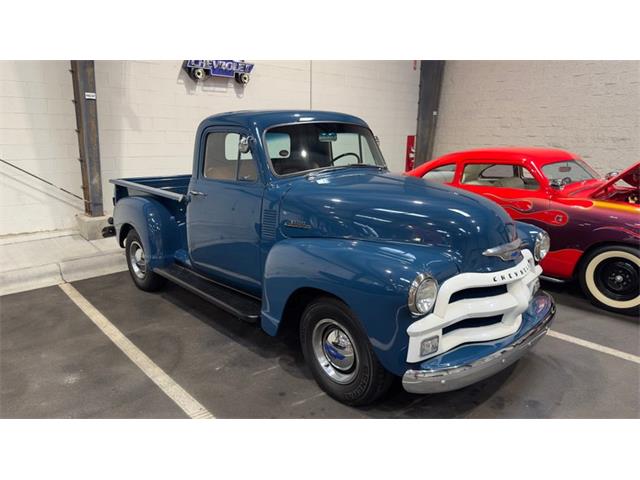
[533,231,550,262]
[408,273,439,316]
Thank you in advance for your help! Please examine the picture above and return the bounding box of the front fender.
[261,238,459,375]
[516,221,546,253]
[113,196,184,270]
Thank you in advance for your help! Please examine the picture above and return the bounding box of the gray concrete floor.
[1,272,638,418]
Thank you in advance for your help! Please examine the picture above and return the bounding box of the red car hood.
[589,162,640,198]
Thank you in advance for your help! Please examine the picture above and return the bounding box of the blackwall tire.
[578,245,639,316]
[300,297,394,406]
[125,230,166,292]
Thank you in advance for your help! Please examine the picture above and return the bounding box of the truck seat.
[496,177,525,188]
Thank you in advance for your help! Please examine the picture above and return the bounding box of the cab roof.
[437,147,578,167]
[197,110,369,132]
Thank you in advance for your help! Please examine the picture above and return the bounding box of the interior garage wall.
[95,60,419,216]
[310,61,419,173]
[0,61,83,235]
[0,60,419,235]
[433,61,640,173]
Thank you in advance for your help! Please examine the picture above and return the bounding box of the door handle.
[190,190,207,197]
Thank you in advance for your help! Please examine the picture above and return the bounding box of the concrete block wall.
[0,61,83,235]
[94,60,313,215]
[95,60,419,214]
[0,60,419,235]
[310,61,420,173]
[433,61,640,173]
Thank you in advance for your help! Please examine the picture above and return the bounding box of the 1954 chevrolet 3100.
[111,110,556,405]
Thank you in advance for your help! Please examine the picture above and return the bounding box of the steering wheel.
[331,152,361,165]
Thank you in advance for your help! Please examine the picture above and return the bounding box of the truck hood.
[589,162,640,199]
[279,169,519,271]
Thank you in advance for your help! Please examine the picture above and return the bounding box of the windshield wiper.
[307,164,386,176]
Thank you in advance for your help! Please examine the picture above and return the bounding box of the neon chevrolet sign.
[183,60,255,84]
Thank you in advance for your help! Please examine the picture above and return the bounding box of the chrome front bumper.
[402,298,555,394]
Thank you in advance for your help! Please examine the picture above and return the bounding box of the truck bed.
[111,175,191,203]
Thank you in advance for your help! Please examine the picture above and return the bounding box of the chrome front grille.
[406,249,542,363]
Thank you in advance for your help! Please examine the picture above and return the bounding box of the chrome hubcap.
[129,241,146,279]
[312,319,358,384]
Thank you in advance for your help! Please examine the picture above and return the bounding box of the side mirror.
[604,170,620,180]
[549,178,565,190]
[238,135,252,155]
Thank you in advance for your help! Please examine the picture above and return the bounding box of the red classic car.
[407,148,639,315]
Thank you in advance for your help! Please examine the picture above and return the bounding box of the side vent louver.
[262,209,278,240]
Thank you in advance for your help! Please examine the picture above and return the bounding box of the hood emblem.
[483,238,525,262]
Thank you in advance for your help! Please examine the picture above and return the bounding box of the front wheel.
[578,245,639,316]
[125,230,166,292]
[300,297,394,406]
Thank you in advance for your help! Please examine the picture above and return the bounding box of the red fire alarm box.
[405,135,416,171]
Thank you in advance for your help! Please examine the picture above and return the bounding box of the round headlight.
[533,231,550,262]
[408,274,438,316]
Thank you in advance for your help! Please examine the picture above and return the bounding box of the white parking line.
[59,283,215,419]
[290,391,326,407]
[548,329,640,365]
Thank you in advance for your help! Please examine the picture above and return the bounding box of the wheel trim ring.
[129,240,147,279]
[311,318,359,385]
[585,250,640,309]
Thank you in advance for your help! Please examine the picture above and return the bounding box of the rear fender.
[113,196,185,270]
[261,238,459,375]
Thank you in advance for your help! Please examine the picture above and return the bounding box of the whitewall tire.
[579,245,639,316]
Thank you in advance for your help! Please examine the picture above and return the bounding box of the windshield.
[264,122,387,176]
[542,159,597,185]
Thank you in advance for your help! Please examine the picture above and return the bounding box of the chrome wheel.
[311,319,358,384]
[129,240,146,279]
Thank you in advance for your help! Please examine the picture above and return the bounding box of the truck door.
[187,128,264,296]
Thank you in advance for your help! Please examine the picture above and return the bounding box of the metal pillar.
[414,60,445,167]
[70,60,103,216]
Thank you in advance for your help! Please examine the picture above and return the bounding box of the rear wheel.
[125,230,166,292]
[300,297,394,406]
[579,245,639,316]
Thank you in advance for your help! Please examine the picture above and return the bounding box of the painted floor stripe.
[547,329,640,365]
[58,283,215,419]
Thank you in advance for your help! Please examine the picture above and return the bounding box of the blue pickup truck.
[111,110,555,405]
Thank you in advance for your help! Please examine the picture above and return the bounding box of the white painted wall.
[310,61,419,173]
[0,60,420,235]
[95,60,420,214]
[433,61,640,173]
[0,61,84,235]
[3,60,638,236]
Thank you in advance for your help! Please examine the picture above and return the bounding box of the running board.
[154,264,261,323]
[540,275,567,284]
